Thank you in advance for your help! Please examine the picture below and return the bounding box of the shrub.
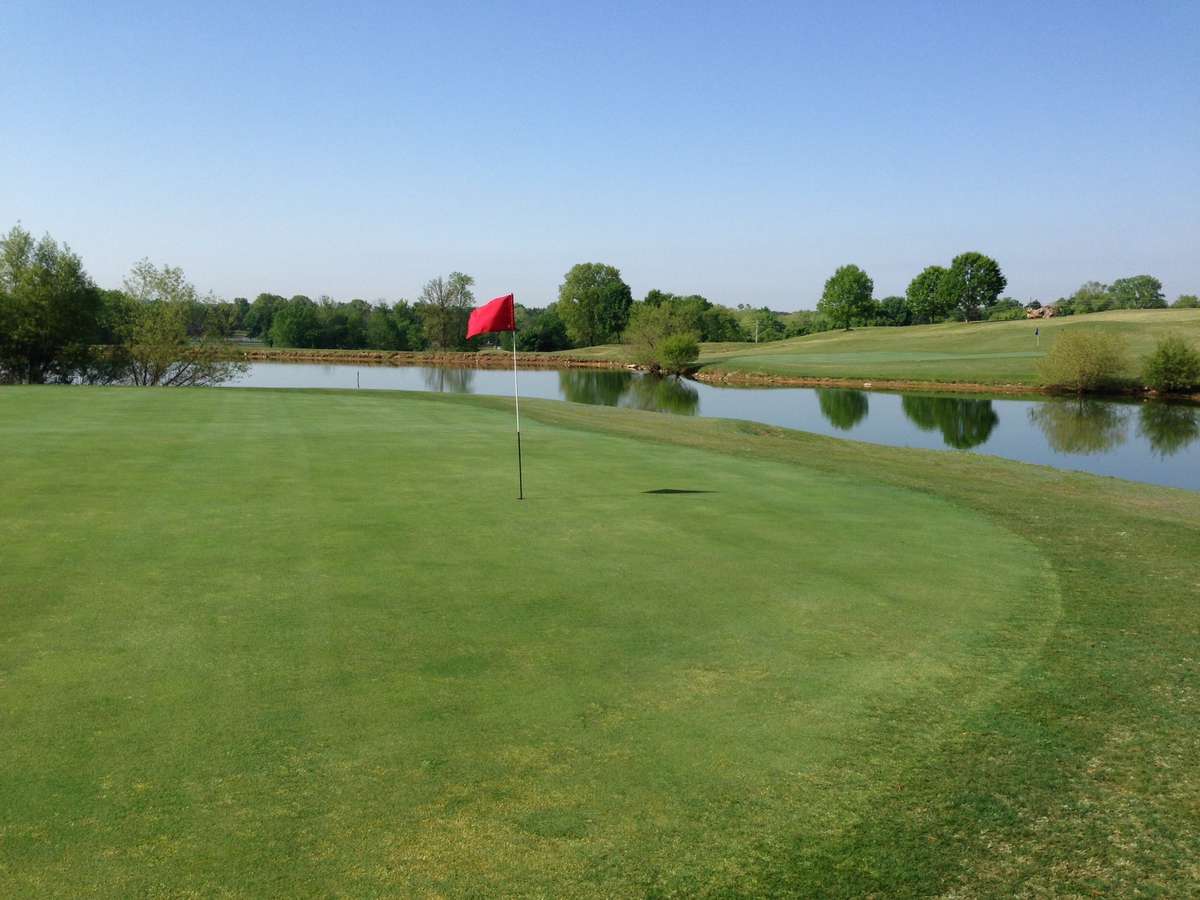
[988,306,1025,321]
[658,333,700,374]
[1142,334,1200,393]
[1037,330,1130,393]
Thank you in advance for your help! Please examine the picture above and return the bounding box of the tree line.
[2,222,1195,385]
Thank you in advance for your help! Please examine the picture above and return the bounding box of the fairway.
[697,309,1200,385]
[2,387,1197,897]
[563,309,1200,387]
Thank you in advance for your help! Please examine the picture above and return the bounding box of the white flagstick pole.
[512,317,523,500]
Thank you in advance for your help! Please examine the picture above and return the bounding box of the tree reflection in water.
[421,367,476,393]
[816,389,868,430]
[557,370,630,406]
[557,370,699,414]
[1027,399,1128,454]
[624,375,699,415]
[901,395,999,449]
[1137,402,1200,458]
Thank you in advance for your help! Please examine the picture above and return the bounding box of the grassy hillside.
[563,309,1200,387]
[1,387,1197,896]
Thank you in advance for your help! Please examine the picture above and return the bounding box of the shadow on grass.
[642,488,716,494]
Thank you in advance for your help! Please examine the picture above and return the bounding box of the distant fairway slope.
[566,309,1200,388]
[1,387,1197,896]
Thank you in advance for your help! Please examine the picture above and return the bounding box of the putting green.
[0,387,1058,896]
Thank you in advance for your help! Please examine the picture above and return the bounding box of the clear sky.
[2,0,1197,309]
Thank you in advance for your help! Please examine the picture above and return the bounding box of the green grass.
[565,309,1200,387]
[2,387,1198,896]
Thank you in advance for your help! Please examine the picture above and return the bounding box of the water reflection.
[1027,399,1128,454]
[1137,403,1200,458]
[901,396,999,449]
[422,368,476,393]
[626,376,699,415]
[557,370,699,414]
[816,389,869,430]
[558,370,630,406]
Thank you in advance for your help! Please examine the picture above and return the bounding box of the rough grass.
[565,309,1200,387]
[1,386,1197,896]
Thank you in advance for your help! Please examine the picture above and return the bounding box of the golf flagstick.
[513,325,523,500]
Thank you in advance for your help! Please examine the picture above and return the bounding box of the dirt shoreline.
[691,368,1200,402]
[691,369,1048,395]
[228,347,628,370]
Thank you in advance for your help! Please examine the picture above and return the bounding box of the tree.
[623,302,699,372]
[701,306,744,341]
[124,258,199,305]
[738,306,786,341]
[244,293,284,338]
[1173,294,1199,309]
[1108,275,1166,309]
[0,225,103,383]
[987,297,1025,321]
[817,264,874,331]
[905,265,951,323]
[506,305,570,352]
[939,252,1006,321]
[416,272,475,349]
[365,303,405,350]
[556,263,633,346]
[109,259,245,386]
[268,295,321,347]
[876,295,911,326]
[783,310,833,337]
[1069,281,1110,314]
[122,299,245,386]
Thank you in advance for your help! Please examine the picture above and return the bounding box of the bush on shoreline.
[1142,334,1200,393]
[1037,330,1131,393]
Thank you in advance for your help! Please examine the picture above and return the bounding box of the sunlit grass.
[1,386,1197,896]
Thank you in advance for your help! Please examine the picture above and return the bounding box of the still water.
[229,363,1200,491]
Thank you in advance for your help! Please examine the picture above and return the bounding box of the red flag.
[466,293,516,339]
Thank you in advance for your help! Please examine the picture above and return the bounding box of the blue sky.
[2,0,1196,309]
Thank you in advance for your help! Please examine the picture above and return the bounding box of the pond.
[227,363,1200,491]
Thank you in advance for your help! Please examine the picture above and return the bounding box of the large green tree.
[876,295,911,326]
[817,264,874,331]
[556,263,633,346]
[0,225,103,383]
[1066,281,1110,314]
[905,265,951,323]
[939,252,1007,321]
[268,296,322,347]
[416,272,475,350]
[1108,275,1166,309]
[244,293,285,337]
